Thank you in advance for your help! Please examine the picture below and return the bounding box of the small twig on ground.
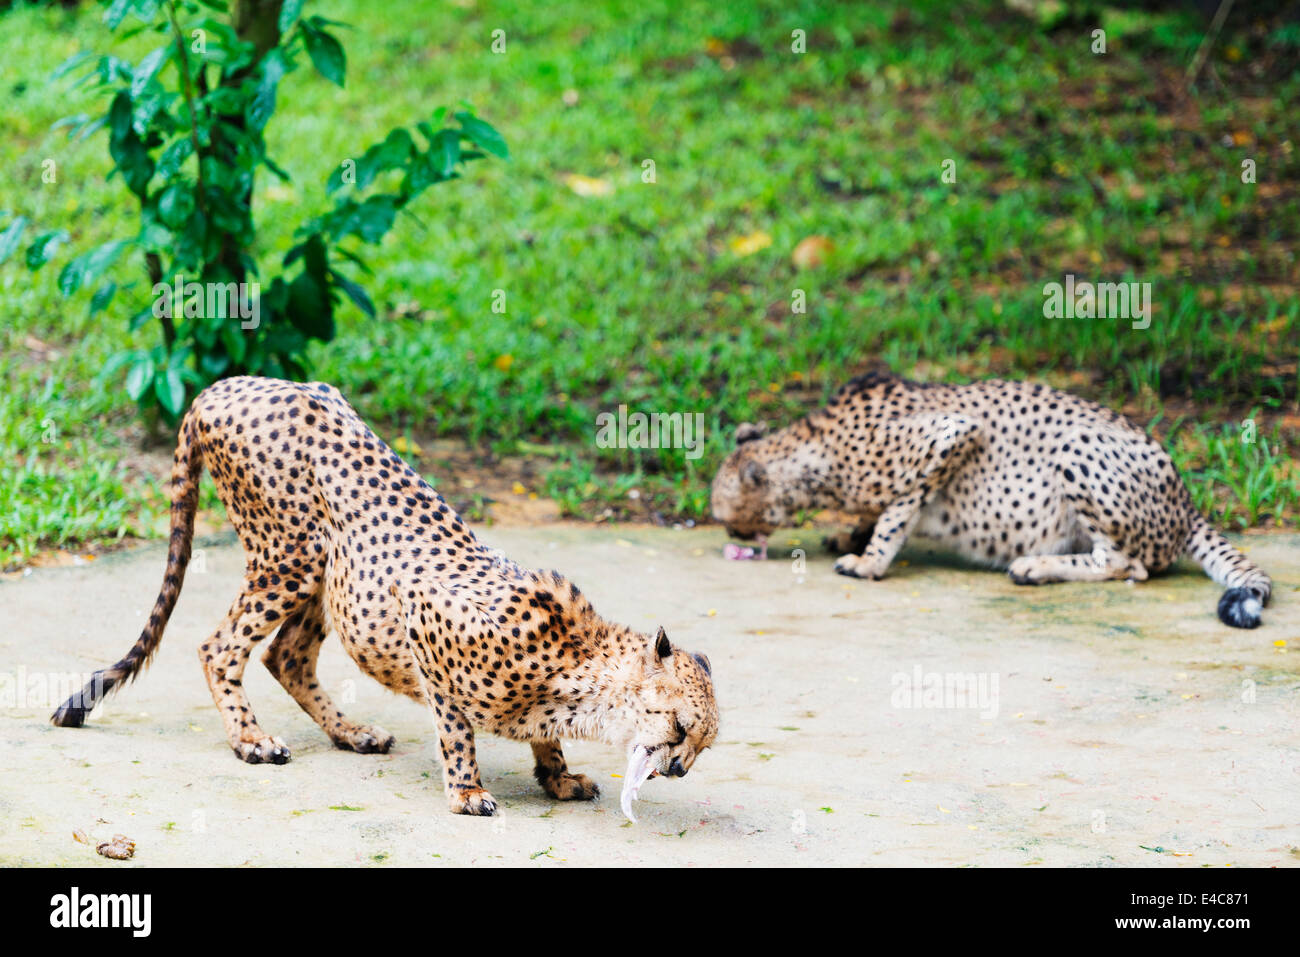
[1186,0,1236,90]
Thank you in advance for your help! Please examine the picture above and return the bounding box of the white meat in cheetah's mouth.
[619,745,663,823]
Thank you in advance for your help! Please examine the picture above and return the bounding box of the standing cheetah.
[711,372,1273,628]
[53,377,718,817]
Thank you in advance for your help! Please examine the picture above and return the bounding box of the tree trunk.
[232,0,284,59]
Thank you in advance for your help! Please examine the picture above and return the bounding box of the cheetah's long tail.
[1184,513,1272,629]
[51,407,204,726]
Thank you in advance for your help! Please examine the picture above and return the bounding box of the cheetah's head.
[617,628,719,821]
[710,421,786,541]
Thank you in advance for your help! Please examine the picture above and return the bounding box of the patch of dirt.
[401,436,562,525]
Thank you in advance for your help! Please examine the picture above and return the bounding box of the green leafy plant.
[5,0,505,422]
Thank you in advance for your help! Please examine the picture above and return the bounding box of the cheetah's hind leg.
[262,597,396,755]
[1008,542,1149,585]
[199,574,301,765]
[1008,515,1149,586]
[1010,426,1179,588]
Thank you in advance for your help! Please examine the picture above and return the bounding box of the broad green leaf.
[95,349,137,387]
[301,232,328,279]
[125,355,156,401]
[108,92,155,196]
[157,183,194,228]
[302,24,346,87]
[156,138,194,179]
[103,0,133,30]
[355,128,414,189]
[57,257,85,296]
[155,366,187,418]
[248,49,287,131]
[89,281,118,317]
[136,219,173,252]
[25,230,69,269]
[52,51,95,81]
[84,240,129,280]
[130,45,170,99]
[59,240,129,295]
[128,306,153,332]
[330,270,375,318]
[351,196,398,243]
[0,216,28,265]
[286,269,334,340]
[430,128,461,178]
[324,196,398,244]
[455,112,508,158]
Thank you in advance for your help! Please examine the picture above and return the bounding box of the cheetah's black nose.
[669,757,686,777]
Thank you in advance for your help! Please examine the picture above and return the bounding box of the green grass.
[1166,414,1300,530]
[0,0,1297,566]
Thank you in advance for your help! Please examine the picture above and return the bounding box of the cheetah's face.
[627,629,719,778]
[710,429,788,539]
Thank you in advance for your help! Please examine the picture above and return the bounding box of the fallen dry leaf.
[391,435,423,457]
[562,174,613,198]
[729,231,772,257]
[792,235,834,269]
[24,335,63,360]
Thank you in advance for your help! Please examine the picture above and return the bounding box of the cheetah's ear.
[647,626,673,667]
[735,421,767,445]
[741,459,766,487]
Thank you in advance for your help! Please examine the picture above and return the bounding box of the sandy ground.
[1,524,1297,867]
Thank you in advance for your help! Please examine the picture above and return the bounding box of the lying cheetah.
[711,372,1273,628]
[54,377,718,817]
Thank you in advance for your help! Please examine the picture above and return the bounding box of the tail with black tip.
[1185,514,1271,629]
[1217,587,1264,629]
[51,408,203,726]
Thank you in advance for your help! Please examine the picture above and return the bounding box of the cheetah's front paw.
[448,787,498,816]
[833,553,887,580]
[540,771,600,801]
[333,723,396,754]
[1007,556,1041,585]
[233,735,291,765]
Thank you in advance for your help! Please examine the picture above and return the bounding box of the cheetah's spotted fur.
[54,377,718,815]
[711,373,1272,628]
